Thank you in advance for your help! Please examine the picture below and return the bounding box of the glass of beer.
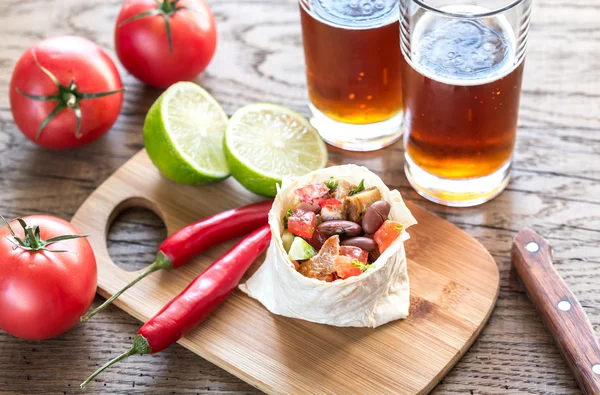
[400,0,531,206]
[299,0,405,151]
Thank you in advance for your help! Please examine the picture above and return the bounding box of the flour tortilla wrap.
[239,165,417,327]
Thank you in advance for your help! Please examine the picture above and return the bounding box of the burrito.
[239,165,417,327]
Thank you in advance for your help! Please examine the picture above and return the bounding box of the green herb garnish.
[283,208,293,229]
[352,259,374,271]
[348,179,365,196]
[324,177,338,193]
[395,224,404,232]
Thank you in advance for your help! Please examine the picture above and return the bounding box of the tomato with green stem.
[9,36,124,149]
[0,215,97,340]
[115,0,217,88]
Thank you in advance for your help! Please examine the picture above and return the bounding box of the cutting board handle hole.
[107,197,167,273]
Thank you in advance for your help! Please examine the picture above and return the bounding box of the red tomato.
[333,256,363,280]
[0,216,97,340]
[295,183,330,202]
[115,0,217,88]
[9,36,123,149]
[318,198,342,208]
[340,246,368,264]
[288,210,316,239]
[373,220,404,253]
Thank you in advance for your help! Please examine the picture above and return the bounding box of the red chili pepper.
[81,200,272,321]
[80,225,271,388]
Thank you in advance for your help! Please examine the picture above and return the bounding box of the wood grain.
[0,0,598,393]
[71,150,499,394]
[512,228,600,395]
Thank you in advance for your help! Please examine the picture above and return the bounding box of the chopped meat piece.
[344,187,382,224]
[320,198,346,221]
[333,179,353,200]
[298,235,340,282]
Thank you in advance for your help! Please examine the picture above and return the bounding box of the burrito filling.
[282,178,404,282]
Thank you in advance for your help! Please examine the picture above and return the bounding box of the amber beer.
[400,2,530,206]
[299,0,405,151]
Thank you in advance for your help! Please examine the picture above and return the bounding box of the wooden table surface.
[0,0,598,394]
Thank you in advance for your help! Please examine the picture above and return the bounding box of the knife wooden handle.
[512,228,600,395]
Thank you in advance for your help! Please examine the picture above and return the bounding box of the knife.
[512,228,600,395]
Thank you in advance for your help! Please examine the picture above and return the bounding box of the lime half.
[224,104,328,196]
[144,82,230,185]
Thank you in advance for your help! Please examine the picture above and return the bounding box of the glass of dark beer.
[400,0,531,206]
[299,0,405,151]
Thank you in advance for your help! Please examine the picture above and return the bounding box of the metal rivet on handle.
[593,364,600,375]
[558,300,572,312]
[525,242,539,253]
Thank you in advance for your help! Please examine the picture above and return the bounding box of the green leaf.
[36,103,66,140]
[45,234,89,244]
[323,177,338,193]
[351,259,374,271]
[348,179,365,196]
[16,218,28,230]
[283,208,293,229]
[32,51,61,87]
[16,90,60,101]
[0,215,16,238]
[163,13,174,53]
[5,236,19,248]
[119,8,162,27]
[78,88,124,100]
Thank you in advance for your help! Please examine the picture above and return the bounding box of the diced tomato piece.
[373,220,404,253]
[287,209,316,239]
[294,183,329,202]
[340,246,368,264]
[318,198,342,208]
[333,255,363,279]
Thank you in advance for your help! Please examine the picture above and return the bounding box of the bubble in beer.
[412,14,514,83]
[315,0,398,28]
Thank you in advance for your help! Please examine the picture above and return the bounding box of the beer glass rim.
[408,0,526,18]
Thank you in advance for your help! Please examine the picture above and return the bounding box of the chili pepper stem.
[80,335,152,388]
[80,252,172,322]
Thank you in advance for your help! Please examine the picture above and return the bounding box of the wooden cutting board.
[72,150,500,395]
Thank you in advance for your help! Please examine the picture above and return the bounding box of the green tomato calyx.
[16,51,123,141]
[119,0,200,54]
[1,215,89,253]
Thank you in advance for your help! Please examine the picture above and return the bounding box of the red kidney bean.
[305,228,328,251]
[317,220,362,237]
[362,200,391,234]
[341,237,377,252]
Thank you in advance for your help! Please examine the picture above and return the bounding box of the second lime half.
[224,104,328,196]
